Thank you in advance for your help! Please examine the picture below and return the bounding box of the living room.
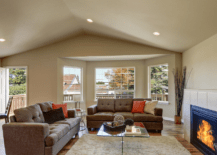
[0,0,217,155]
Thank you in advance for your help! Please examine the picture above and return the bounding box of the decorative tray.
[103,122,126,132]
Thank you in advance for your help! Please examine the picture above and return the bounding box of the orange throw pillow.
[131,101,146,113]
[52,103,68,118]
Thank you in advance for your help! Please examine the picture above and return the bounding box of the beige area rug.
[66,134,191,155]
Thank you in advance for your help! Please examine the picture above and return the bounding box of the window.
[95,67,135,100]
[9,68,27,96]
[149,64,168,102]
[63,67,82,101]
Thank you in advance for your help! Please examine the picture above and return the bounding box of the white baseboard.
[163,117,174,121]
[163,117,184,123]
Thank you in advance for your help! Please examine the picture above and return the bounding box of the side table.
[75,109,86,131]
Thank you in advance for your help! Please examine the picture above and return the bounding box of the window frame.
[63,66,83,101]
[94,67,136,101]
[148,63,169,104]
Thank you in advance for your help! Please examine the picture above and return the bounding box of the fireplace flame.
[197,120,215,151]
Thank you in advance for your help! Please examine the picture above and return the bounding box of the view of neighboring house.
[95,83,116,99]
[63,74,81,95]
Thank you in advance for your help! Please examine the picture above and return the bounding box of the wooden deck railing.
[151,94,168,101]
[96,94,134,99]
[9,94,26,115]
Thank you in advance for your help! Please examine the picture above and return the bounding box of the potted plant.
[172,67,191,124]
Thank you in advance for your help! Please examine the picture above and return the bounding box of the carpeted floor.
[66,134,191,155]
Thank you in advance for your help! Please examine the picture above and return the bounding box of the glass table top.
[97,122,150,138]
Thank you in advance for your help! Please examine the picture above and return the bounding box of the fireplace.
[191,105,217,155]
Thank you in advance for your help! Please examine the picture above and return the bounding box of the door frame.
[0,67,6,113]
[4,66,28,107]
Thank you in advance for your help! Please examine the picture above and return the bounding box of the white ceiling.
[68,54,168,61]
[1,0,217,58]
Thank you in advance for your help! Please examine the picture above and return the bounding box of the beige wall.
[86,60,146,108]
[183,33,217,89]
[144,54,182,119]
[1,34,178,113]
[57,58,87,110]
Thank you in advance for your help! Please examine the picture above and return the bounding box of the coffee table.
[97,122,150,154]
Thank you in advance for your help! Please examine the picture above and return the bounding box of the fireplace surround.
[191,105,217,155]
[183,89,217,154]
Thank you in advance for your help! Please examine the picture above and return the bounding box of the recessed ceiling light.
[87,19,93,23]
[0,38,5,42]
[153,32,160,36]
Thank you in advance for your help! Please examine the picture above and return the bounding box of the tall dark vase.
[174,115,181,124]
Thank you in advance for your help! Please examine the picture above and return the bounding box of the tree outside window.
[95,67,135,99]
[150,64,168,101]
[9,68,27,95]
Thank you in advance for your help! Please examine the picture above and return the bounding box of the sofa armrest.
[154,108,163,116]
[3,123,49,155]
[87,104,97,115]
[68,109,76,118]
[10,115,17,122]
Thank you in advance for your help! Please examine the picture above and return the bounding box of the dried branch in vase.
[172,67,189,116]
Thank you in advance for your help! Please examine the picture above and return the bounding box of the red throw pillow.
[52,103,68,118]
[131,101,146,113]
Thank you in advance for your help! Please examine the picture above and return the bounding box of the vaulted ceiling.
[1,0,217,58]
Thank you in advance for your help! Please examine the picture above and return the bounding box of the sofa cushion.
[14,104,44,123]
[37,101,53,112]
[87,112,114,121]
[54,117,81,129]
[133,113,163,122]
[97,99,115,112]
[43,108,65,124]
[114,112,134,119]
[52,103,68,118]
[114,99,133,112]
[45,124,70,146]
[144,101,158,115]
[131,101,146,113]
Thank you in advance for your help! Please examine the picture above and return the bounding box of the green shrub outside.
[9,84,26,95]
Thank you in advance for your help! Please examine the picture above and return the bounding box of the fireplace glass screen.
[191,105,217,155]
[197,120,215,151]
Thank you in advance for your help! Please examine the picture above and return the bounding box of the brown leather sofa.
[2,102,81,155]
[87,98,163,132]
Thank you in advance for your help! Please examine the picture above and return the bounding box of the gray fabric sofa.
[87,98,163,132]
[2,101,81,155]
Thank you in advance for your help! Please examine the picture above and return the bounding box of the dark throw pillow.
[43,107,65,124]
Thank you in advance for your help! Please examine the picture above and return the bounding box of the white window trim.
[148,64,169,104]
[94,67,136,101]
[63,66,83,102]
[158,101,169,105]
[63,100,85,104]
